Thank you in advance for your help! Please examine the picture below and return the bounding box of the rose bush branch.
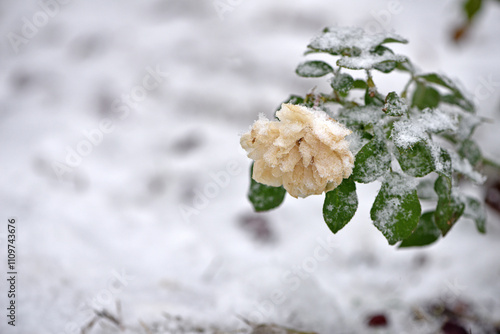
[240,27,488,247]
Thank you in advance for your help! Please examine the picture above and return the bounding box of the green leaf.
[396,60,415,74]
[412,82,440,110]
[370,172,422,245]
[464,0,483,21]
[434,148,452,179]
[323,177,358,233]
[365,89,385,106]
[306,27,407,58]
[463,196,486,233]
[397,141,435,177]
[373,60,398,73]
[337,105,385,128]
[331,73,354,94]
[441,94,475,113]
[399,211,441,248]
[248,164,286,212]
[418,73,474,112]
[352,79,368,89]
[281,95,304,106]
[434,176,465,236]
[383,91,408,116]
[458,139,482,166]
[353,138,391,183]
[416,178,438,200]
[296,60,333,78]
[381,36,409,45]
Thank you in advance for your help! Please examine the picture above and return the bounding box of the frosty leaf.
[417,178,438,200]
[337,53,407,71]
[412,82,440,110]
[392,109,457,149]
[248,164,286,212]
[454,111,482,141]
[434,176,465,236]
[374,61,398,73]
[370,173,422,245]
[281,95,304,106]
[396,60,415,74]
[331,73,354,94]
[463,196,486,233]
[397,141,435,177]
[418,73,461,96]
[441,94,475,113]
[399,211,441,248]
[337,105,385,128]
[383,91,408,116]
[458,139,482,166]
[296,60,333,77]
[323,177,358,233]
[433,147,452,179]
[449,151,486,183]
[418,73,474,112]
[353,138,391,183]
[307,27,407,56]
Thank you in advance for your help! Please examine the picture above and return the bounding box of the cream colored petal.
[273,123,305,149]
[280,145,301,173]
[241,103,354,198]
[253,160,282,187]
[263,145,281,167]
[298,140,313,167]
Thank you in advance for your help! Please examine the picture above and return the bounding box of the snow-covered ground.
[1,0,500,333]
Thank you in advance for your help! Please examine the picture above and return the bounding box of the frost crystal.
[308,27,407,55]
[449,151,486,184]
[307,27,408,70]
[337,53,407,70]
[392,108,457,149]
[240,104,354,198]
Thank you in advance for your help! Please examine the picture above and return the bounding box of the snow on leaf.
[370,172,421,245]
[392,108,457,149]
[396,141,435,178]
[383,91,408,116]
[330,73,354,93]
[337,105,386,128]
[449,150,486,184]
[323,177,358,233]
[463,196,486,233]
[307,27,407,55]
[337,52,407,71]
[353,138,391,183]
[296,60,333,77]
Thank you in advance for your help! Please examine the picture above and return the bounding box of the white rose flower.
[240,103,355,198]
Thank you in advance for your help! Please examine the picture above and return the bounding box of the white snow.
[392,108,457,149]
[337,52,407,70]
[308,26,407,54]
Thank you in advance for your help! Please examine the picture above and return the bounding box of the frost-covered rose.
[240,103,354,198]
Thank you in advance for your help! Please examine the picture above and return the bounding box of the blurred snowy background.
[1,0,500,333]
